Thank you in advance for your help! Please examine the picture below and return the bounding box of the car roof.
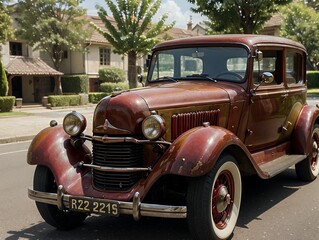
[153,34,306,53]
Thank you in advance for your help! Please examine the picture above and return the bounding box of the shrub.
[48,95,80,107]
[0,61,8,96]
[307,71,319,89]
[0,96,15,112]
[99,67,125,83]
[88,92,109,103]
[99,82,129,93]
[61,75,89,93]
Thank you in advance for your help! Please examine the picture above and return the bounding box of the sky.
[81,0,207,29]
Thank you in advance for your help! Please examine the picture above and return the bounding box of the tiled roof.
[264,14,282,28]
[5,56,63,76]
[86,15,198,44]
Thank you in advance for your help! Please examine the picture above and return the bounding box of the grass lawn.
[308,89,319,94]
[0,111,31,117]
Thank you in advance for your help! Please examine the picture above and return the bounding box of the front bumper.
[28,185,187,220]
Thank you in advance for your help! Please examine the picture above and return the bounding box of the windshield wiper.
[186,74,217,82]
[152,76,178,82]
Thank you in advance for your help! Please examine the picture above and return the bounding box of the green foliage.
[88,92,109,103]
[61,75,89,94]
[0,3,13,45]
[99,67,125,83]
[0,60,8,96]
[307,71,319,88]
[16,0,90,80]
[99,82,129,93]
[188,0,291,34]
[281,2,319,68]
[0,96,15,112]
[48,95,81,107]
[93,0,174,88]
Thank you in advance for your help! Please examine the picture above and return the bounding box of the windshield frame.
[147,44,250,84]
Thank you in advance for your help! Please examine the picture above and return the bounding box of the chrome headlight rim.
[142,115,166,140]
[63,111,87,137]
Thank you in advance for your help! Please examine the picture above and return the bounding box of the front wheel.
[187,153,242,240]
[295,124,319,181]
[34,165,87,230]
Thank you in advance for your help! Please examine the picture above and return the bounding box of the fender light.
[63,111,87,137]
[142,115,166,140]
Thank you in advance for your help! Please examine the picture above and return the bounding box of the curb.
[0,135,35,144]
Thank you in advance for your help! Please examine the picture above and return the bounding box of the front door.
[11,76,22,98]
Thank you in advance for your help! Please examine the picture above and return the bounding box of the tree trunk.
[128,51,137,89]
[54,76,63,95]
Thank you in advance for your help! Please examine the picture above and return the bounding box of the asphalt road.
[1,141,319,240]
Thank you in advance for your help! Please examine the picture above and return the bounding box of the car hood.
[93,81,232,134]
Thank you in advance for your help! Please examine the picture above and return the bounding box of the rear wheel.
[187,153,242,240]
[295,124,319,181]
[34,165,87,230]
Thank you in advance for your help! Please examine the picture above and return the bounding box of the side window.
[181,56,203,76]
[286,51,303,85]
[253,50,283,85]
[150,53,174,79]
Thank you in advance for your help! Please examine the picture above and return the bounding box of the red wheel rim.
[311,136,319,172]
[212,170,234,229]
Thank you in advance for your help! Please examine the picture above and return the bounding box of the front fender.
[292,105,319,155]
[27,125,91,188]
[157,126,248,177]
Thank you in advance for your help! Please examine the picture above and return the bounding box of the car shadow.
[5,168,312,240]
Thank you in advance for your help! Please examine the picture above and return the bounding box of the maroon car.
[28,35,319,240]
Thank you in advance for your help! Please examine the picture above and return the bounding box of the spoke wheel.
[34,166,87,230]
[187,153,241,240]
[296,124,319,181]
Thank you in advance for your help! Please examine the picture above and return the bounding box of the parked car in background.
[27,35,319,240]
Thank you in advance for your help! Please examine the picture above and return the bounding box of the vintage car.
[27,35,319,240]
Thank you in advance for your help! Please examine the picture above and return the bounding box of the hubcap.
[212,170,234,229]
[311,140,319,171]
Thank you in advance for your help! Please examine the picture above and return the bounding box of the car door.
[245,48,288,151]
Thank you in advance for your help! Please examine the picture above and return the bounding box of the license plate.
[69,197,119,216]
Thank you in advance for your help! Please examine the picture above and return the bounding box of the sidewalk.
[0,104,96,144]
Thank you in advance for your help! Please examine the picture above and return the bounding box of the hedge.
[0,96,15,112]
[99,67,125,83]
[307,71,319,89]
[88,92,109,103]
[48,95,81,107]
[99,82,129,93]
[61,75,89,93]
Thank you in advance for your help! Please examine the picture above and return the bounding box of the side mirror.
[262,72,274,84]
[137,74,144,87]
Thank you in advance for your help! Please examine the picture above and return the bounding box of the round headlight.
[142,115,166,140]
[63,111,87,136]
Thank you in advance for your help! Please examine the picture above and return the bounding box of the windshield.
[148,46,248,83]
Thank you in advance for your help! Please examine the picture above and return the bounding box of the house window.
[100,48,111,65]
[10,42,22,56]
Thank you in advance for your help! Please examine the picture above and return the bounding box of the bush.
[0,96,15,112]
[48,95,80,107]
[88,92,109,103]
[61,75,89,93]
[0,61,9,96]
[99,67,125,83]
[307,71,319,89]
[99,82,129,93]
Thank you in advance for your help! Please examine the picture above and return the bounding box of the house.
[1,10,200,103]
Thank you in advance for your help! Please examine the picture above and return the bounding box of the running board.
[259,155,306,178]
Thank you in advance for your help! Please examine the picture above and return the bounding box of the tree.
[0,60,8,96]
[281,2,319,68]
[188,0,292,34]
[16,0,90,94]
[0,1,13,46]
[93,0,174,89]
[304,0,319,10]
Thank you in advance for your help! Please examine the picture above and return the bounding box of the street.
[1,141,319,239]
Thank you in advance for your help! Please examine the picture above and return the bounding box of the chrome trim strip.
[89,135,171,146]
[28,188,187,219]
[78,162,151,173]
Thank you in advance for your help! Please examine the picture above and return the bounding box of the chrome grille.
[171,110,220,140]
[92,141,144,191]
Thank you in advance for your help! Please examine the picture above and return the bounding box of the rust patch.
[190,161,203,175]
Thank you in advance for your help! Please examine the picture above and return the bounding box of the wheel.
[34,165,87,230]
[215,72,243,81]
[187,153,242,240]
[295,124,319,181]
